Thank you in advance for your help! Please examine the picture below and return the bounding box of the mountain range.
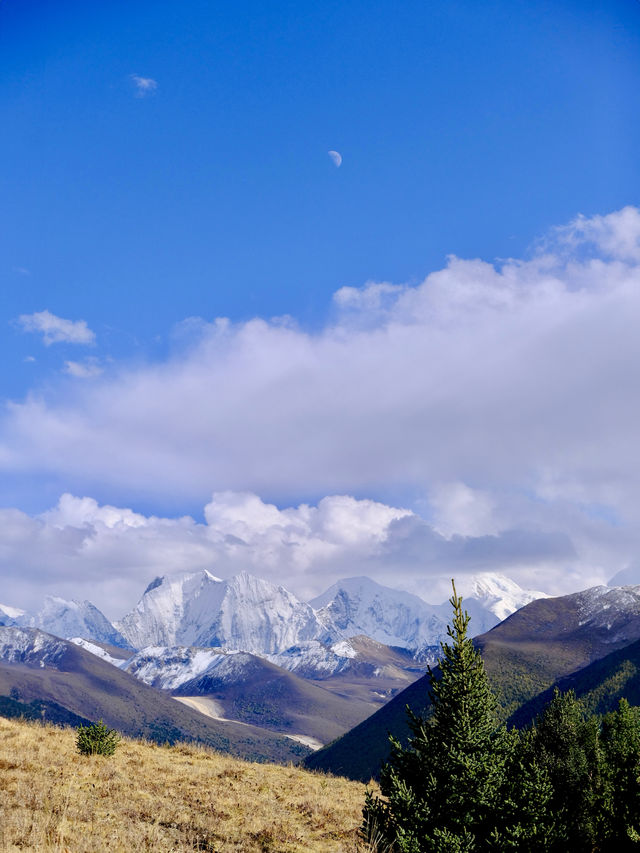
[0,569,548,755]
[1,569,545,656]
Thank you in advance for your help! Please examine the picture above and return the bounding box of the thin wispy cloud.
[17,310,95,346]
[131,75,157,97]
[64,358,103,379]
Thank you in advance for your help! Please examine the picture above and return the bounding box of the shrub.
[76,720,121,756]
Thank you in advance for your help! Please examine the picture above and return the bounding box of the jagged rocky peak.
[116,569,336,654]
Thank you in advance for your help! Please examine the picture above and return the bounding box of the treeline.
[362,584,640,852]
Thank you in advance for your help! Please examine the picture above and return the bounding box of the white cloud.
[0,492,584,617]
[3,208,640,596]
[131,75,157,97]
[64,358,103,379]
[17,310,95,346]
[429,483,498,538]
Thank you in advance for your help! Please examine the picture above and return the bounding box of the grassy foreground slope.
[0,716,371,852]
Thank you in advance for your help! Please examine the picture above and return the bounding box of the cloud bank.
[0,492,582,617]
[2,207,640,600]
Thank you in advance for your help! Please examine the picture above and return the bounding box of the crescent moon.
[328,150,342,168]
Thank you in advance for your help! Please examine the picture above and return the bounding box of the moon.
[328,150,342,168]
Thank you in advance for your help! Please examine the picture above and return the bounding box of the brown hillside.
[0,716,372,852]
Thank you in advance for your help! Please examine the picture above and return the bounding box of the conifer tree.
[362,581,553,852]
[600,698,640,849]
[528,688,604,851]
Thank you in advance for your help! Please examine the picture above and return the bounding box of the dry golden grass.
[0,716,377,852]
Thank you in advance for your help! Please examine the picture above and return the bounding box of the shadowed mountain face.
[173,653,376,745]
[476,585,640,717]
[509,636,640,728]
[0,627,309,764]
[304,584,640,781]
[117,635,425,744]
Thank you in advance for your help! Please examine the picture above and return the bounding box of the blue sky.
[1,0,640,611]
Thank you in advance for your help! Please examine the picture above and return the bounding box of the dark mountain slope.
[0,627,308,764]
[174,652,377,744]
[510,636,640,727]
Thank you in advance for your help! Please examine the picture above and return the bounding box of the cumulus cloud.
[2,208,640,595]
[131,75,157,97]
[0,492,583,617]
[17,310,95,346]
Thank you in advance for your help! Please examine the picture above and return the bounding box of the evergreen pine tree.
[529,688,604,851]
[362,581,553,852]
[600,698,640,849]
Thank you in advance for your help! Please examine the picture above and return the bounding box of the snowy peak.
[311,573,548,654]
[116,569,334,654]
[0,626,69,667]
[311,576,449,653]
[116,570,227,649]
[457,573,547,623]
[0,603,25,627]
[10,596,129,648]
[22,596,130,649]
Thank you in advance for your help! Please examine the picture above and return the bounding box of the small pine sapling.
[76,720,121,756]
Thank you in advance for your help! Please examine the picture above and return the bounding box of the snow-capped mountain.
[311,577,449,655]
[121,646,260,690]
[456,573,547,625]
[0,626,69,667]
[311,573,548,654]
[18,596,129,649]
[116,570,336,653]
[0,603,25,627]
